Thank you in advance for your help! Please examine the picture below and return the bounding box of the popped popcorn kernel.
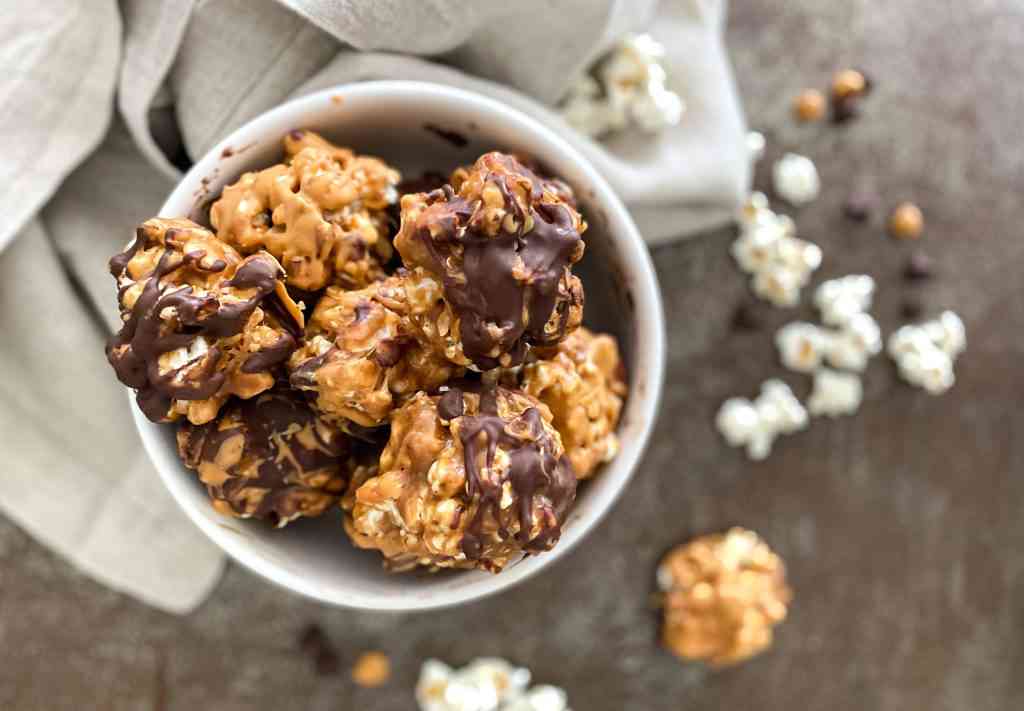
[773,153,821,206]
[716,380,807,461]
[807,368,863,417]
[815,274,875,327]
[888,311,965,395]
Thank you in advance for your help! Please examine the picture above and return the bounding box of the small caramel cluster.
[106,134,628,561]
[657,528,792,667]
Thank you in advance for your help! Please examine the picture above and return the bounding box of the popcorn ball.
[288,277,460,430]
[519,327,627,479]
[657,527,791,667]
[395,152,586,370]
[210,130,399,291]
[107,217,303,424]
[345,386,577,572]
[176,388,350,525]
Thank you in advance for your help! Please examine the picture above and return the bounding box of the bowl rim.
[139,79,666,611]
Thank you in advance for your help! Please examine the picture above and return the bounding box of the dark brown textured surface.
[3,2,1024,709]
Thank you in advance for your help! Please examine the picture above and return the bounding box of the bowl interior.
[137,81,664,610]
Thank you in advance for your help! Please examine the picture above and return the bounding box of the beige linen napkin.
[0,0,747,613]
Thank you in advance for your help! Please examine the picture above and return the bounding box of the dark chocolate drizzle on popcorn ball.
[447,385,577,559]
[177,389,350,525]
[396,153,585,370]
[106,218,303,423]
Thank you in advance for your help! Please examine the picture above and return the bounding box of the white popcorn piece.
[716,380,807,460]
[815,275,875,327]
[776,322,833,372]
[715,398,761,447]
[758,379,809,434]
[752,264,804,307]
[827,312,882,372]
[887,311,965,395]
[923,310,967,358]
[746,131,766,163]
[417,658,569,711]
[773,153,821,206]
[807,368,863,418]
[561,33,683,138]
[733,192,822,308]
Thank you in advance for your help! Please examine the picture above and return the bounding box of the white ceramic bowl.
[134,81,665,610]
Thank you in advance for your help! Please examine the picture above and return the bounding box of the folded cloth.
[0,0,747,613]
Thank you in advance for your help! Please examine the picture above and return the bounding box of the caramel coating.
[345,387,577,572]
[520,327,626,479]
[288,277,461,430]
[107,218,304,424]
[209,130,399,291]
[177,389,350,526]
[395,152,586,371]
[658,528,792,667]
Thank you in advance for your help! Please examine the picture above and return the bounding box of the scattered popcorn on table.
[560,34,683,138]
[807,368,863,417]
[775,322,833,373]
[733,193,822,307]
[772,153,821,206]
[814,274,875,327]
[888,311,965,395]
[416,658,570,711]
[716,380,808,460]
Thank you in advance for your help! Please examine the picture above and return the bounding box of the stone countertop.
[3,2,1023,709]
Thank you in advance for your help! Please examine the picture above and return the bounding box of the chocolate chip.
[830,94,861,124]
[901,298,924,320]
[730,303,762,332]
[299,624,340,676]
[843,190,877,222]
[904,251,934,281]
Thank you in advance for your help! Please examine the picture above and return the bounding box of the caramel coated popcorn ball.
[395,152,586,371]
[107,218,303,424]
[346,386,577,572]
[177,388,350,525]
[520,327,626,479]
[210,130,399,291]
[658,528,792,667]
[288,277,460,429]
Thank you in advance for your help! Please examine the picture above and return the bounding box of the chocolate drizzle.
[408,154,584,369]
[445,386,576,560]
[107,223,301,422]
[178,390,349,523]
